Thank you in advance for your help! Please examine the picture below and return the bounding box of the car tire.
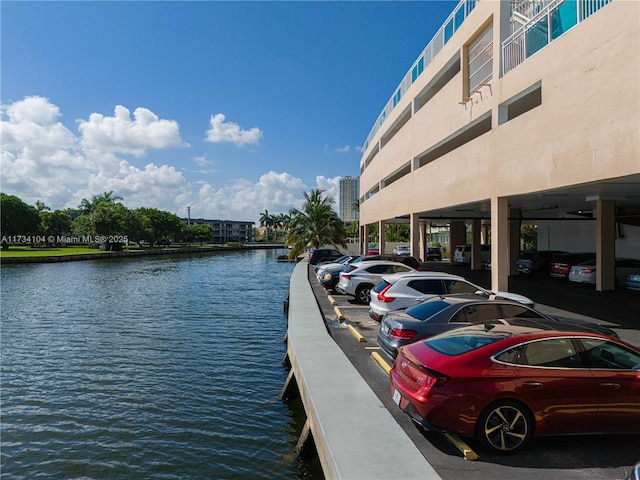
[355,284,373,304]
[475,400,533,454]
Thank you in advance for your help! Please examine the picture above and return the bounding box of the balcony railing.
[362,0,477,154]
[503,0,612,74]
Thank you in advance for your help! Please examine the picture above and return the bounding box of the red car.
[549,252,595,279]
[390,320,640,454]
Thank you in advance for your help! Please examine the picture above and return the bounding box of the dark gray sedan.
[376,294,618,360]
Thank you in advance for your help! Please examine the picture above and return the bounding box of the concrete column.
[419,222,427,262]
[378,220,386,254]
[362,224,370,255]
[596,200,616,291]
[509,209,521,275]
[471,219,482,270]
[449,221,466,264]
[491,197,509,292]
[410,213,420,261]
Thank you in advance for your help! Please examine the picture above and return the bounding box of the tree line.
[0,192,212,250]
[1,188,352,256]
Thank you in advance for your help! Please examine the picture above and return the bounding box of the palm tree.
[35,200,50,214]
[79,191,123,215]
[279,213,293,232]
[285,189,346,258]
[259,209,274,242]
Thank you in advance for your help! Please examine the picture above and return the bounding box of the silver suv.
[335,261,416,304]
[368,271,534,321]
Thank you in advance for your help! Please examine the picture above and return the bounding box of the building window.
[411,56,424,83]
[468,25,493,94]
[393,88,402,107]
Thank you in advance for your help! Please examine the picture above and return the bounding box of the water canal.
[1,249,322,479]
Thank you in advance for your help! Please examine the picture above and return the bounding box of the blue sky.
[1,1,456,224]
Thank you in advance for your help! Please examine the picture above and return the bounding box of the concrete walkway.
[286,259,441,480]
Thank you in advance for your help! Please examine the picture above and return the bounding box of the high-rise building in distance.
[339,176,359,223]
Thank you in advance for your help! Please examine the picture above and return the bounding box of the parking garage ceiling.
[389,174,640,226]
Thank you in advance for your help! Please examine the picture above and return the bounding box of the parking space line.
[444,433,479,461]
[371,351,392,374]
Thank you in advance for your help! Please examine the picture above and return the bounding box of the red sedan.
[390,320,640,454]
[549,252,595,279]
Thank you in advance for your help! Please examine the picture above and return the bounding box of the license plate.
[382,324,389,335]
[392,389,402,406]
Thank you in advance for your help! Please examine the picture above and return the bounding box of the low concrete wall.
[0,244,282,264]
[286,260,441,479]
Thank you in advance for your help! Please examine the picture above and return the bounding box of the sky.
[1,0,456,224]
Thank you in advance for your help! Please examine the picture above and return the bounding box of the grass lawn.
[0,244,228,258]
[0,246,107,257]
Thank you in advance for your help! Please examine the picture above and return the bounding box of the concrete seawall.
[284,259,441,479]
[0,244,283,264]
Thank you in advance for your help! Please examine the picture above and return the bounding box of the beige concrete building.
[358,0,640,292]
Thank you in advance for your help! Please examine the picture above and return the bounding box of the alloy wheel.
[476,400,532,454]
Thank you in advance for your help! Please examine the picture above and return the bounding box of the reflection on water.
[1,250,321,479]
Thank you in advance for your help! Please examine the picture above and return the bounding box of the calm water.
[1,249,319,479]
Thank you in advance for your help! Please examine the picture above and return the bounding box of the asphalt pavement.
[308,261,640,480]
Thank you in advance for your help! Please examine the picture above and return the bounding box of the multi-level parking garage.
[358,0,640,293]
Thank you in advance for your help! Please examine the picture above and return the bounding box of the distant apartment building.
[185,218,254,244]
[339,176,359,223]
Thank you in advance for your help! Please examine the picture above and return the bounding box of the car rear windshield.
[405,300,450,320]
[425,333,504,356]
[372,281,391,293]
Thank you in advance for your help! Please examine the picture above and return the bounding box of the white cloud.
[80,162,189,214]
[1,96,189,211]
[315,175,341,205]
[184,171,305,222]
[78,105,185,157]
[193,155,210,167]
[0,96,343,226]
[1,96,89,206]
[205,113,263,146]
[324,144,357,153]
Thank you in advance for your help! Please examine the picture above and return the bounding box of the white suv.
[335,261,416,304]
[368,271,534,321]
[453,244,491,264]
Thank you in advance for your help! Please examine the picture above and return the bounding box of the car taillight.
[582,268,595,274]
[390,328,417,340]
[377,284,395,303]
[416,372,450,388]
[395,353,449,389]
[342,274,352,279]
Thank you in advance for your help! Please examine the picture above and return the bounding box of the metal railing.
[503,0,613,74]
[361,0,477,154]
